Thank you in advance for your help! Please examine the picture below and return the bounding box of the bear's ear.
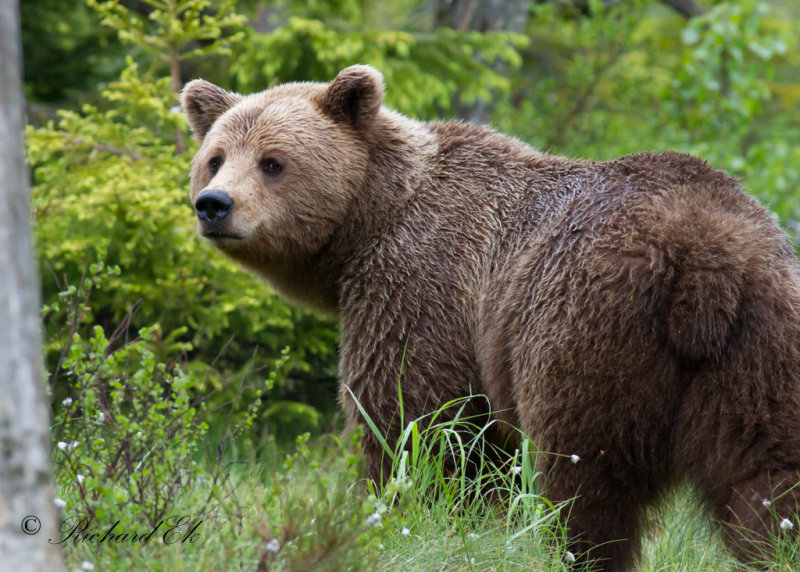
[322,65,385,129]
[181,79,242,141]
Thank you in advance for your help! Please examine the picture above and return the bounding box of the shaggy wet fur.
[182,66,800,570]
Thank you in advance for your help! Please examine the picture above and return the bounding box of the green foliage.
[54,324,210,527]
[231,11,527,118]
[670,0,787,136]
[47,256,358,570]
[87,0,247,64]
[495,0,655,153]
[666,1,800,233]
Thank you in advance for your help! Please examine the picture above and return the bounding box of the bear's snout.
[195,190,234,224]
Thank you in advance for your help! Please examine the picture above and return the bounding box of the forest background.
[20,0,800,569]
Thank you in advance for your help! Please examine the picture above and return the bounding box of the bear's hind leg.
[542,454,660,571]
[673,343,800,566]
[720,469,800,563]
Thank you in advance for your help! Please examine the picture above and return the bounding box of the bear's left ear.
[181,79,242,141]
[322,65,385,129]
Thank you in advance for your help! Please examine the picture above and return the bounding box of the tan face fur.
[181,66,384,288]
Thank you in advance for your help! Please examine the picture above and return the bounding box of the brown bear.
[181,65,800,570]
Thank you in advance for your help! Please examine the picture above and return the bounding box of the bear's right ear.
[181,79,242,141]
[322,65,385,129]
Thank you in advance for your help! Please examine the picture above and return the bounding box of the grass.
[639,487,733,571]
[55,473,731,571]
[54,446,734,571]
[56,398,799,571]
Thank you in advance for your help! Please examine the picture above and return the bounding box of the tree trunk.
[0,0,64,569]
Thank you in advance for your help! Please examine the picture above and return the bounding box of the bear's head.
[181,65,386,311]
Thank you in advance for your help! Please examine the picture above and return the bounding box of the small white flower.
[565,551,576,563]
[401,527,411,536]
[57,442,68,451]
[366,512,382,527]
[780,518,794,531]
[97,412,104,423]
[510,466,522,476]
[463,556,475,564]
[77,474,85,485]
[762,498,772,508]
[265,538,280,553]
[570,454,581,464]
[135,431,143,438]
[81,562,95,571]
[467,532,480,539]
[54,498,67,509]
[62,397,73,407]
[58,440,78,452]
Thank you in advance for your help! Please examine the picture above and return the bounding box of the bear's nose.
[195,190,234,223]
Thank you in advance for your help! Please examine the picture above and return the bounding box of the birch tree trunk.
[0,0,64,569]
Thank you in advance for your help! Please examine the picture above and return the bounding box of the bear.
[181,65,800,570]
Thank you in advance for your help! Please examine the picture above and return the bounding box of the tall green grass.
[58,392,799,571]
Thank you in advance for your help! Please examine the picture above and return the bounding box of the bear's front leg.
[338,288,489,488]
[340,384,404,487]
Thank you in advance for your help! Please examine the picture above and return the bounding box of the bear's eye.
[208,156,223,175]
[260,157,283,175]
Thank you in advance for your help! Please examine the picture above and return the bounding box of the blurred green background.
[23,0,800,446]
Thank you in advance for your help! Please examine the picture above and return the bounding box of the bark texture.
[0,0,64,568]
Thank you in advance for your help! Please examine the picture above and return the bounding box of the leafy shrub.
[49,253,271,528]
[494,0,656,156]
[44,254,374,570]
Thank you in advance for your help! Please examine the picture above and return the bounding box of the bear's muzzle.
[195,189,243,242]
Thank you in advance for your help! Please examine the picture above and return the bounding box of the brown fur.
[182,66,800,570]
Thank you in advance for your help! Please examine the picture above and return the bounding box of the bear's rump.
[495,178,792,463]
